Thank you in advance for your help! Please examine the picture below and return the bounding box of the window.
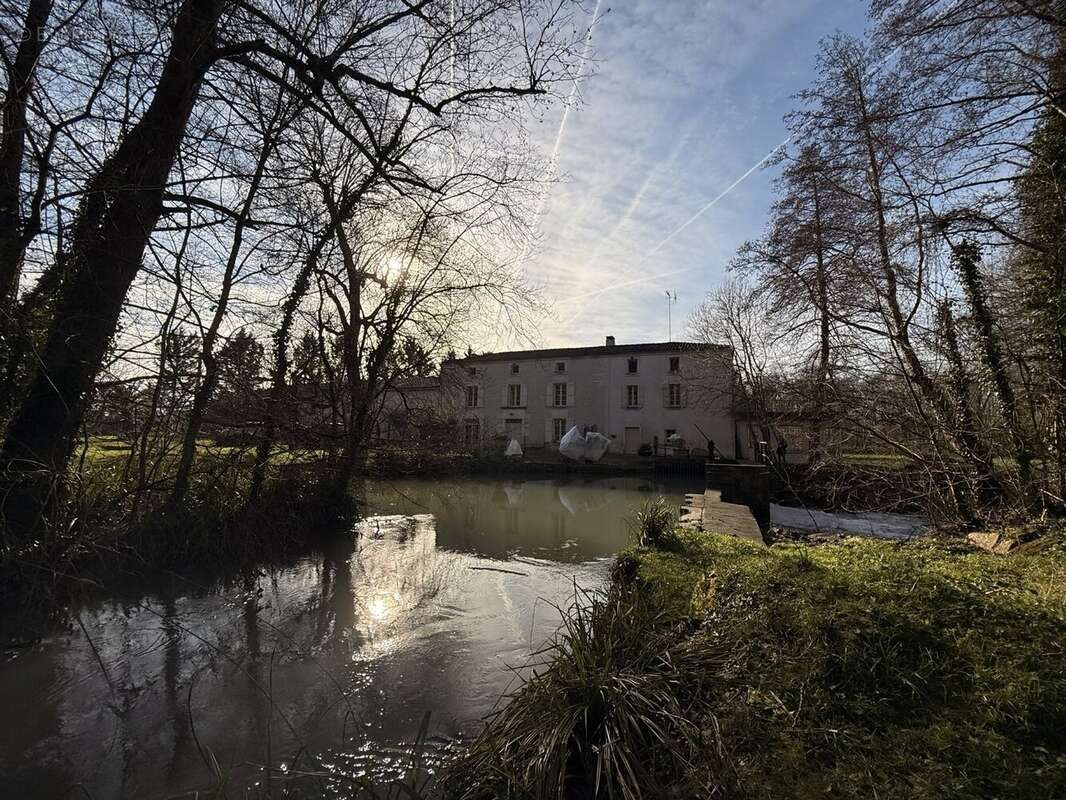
[552,417,567,442]
[464,418,480,447]
[627,357,638,374]
[507,384,522,406]
[511,363,520,375]
[553,382,568,407]
[555,361,566,373]
[468,366,477,377]
[669,356,680,373]
[626,384,640,408]
[466,385,479,408]
[667,383,682,407]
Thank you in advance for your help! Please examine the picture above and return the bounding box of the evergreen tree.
[290,330,323,386]
[396,336,436,378]
[1015,30,1066,497]
[216,330,264,396]
[160,328,201,412]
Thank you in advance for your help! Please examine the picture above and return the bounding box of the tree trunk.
[0,0,224,542]
[937,298,997,503]
[810,179,831,463]
[0,0,53,309]
[249,174,377,503]
[326,200,365,499]
[951,241,1040,508]
[248,240,324,503]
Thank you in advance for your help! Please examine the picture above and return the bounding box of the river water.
[0,474,701,799]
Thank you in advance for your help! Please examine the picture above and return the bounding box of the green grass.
[76,436,332,469]
[841,452,910,468]
[447,529,1066,799]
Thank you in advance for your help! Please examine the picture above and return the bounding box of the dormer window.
[511,363,520,375]
[627,357,638,374]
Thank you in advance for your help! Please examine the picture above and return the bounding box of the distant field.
[77,436,326,468]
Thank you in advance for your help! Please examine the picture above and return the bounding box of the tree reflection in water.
[0,475,701,799]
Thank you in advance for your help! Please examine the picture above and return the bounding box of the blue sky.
[508,0,868,349]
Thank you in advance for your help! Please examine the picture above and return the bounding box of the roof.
[443,341,730,365]
[392,377,440,391]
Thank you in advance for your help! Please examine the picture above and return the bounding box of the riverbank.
[445,526,1066,799]
[1,439,701,622]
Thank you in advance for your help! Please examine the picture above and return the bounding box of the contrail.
[582,118,698,269]
[547,0,603,167]
[554,131,790,327]
[642,132,792,260]
[520,0,604,260]
[552,0,964,339]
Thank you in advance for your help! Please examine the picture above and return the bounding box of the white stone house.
[441,337,736,458]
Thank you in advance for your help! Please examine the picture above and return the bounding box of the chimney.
[605,335,615,347]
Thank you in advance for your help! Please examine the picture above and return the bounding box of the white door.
[624,426,641,454]
[504,418,522,443]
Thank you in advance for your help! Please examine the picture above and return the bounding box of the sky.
[504,0,869,351]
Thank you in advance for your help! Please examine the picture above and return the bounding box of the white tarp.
[505,438,523,457]
[558,426,611,463]
[584,432,611,461]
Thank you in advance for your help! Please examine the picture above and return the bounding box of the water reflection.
[0,475,700,799]
[359,476,669,561]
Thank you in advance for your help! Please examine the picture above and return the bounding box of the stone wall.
[705,462,770,528]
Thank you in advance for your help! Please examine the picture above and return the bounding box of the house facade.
[441,337,736,458]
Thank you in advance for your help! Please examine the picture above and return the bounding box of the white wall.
[441,346,735,458]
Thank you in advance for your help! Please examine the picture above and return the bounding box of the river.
[0,474,702,799]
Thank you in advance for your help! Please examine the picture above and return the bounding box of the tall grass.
[441,585,728,800]
[633,498,678,549]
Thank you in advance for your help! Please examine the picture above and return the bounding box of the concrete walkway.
[680,489,765,545]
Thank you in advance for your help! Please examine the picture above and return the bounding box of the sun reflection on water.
[345,514,451,657]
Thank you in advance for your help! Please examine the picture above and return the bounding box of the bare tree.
[0,0,53,310]
[0,0,584,540]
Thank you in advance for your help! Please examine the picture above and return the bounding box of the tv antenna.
[666,290,678,341]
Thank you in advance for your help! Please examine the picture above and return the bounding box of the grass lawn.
[448,529,1066,799]
[76,436,330,468]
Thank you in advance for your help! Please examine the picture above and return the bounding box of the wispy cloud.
[493,0,867,350]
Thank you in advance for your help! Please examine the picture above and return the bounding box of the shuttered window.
[553,383,567,407]
[626,385,640,407]
[668,383,682,407]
